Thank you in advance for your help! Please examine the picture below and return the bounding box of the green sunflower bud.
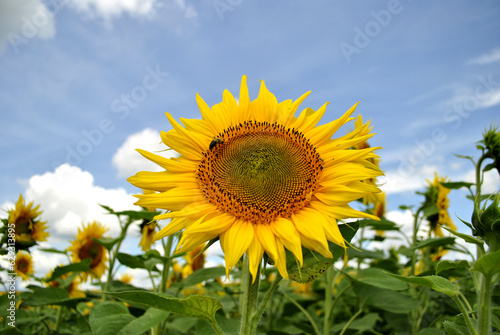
[481,126,500,176]
[473,193,500,252]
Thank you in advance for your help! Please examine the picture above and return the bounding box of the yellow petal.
[306,102,359,147]
[255,224,279,262]
[184,212,236,235]
[134,188,204,211]
[271,217,303,267]
[320,214,345,248]
[291,209,331,257]
[300,233,332,258]
[153,202,216,221]
[220,220,254,277]
[275,238,289,279]
[128,171,194,192]
[238,75,251,121]
[309,200,380,221]
[247,232,264,282]
[154,217,186,241]
[251,80,278,122]
[165,113,207,153]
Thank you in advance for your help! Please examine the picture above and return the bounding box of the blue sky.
[1,0,499,282]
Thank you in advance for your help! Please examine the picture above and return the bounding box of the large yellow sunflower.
[8,194,49,249]
[14,250,34,281]
[128,76,382,281]
[67,221,108,281]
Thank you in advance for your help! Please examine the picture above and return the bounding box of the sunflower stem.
[104,218,133,299]
[250,272,282,330]
[477,273,492,335]
[159,235,174,293]
[323,267,334,335]
[152,234,175,335]
[240,256,260,335]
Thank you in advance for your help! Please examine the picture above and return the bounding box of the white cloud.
[174,0,197,19]
[113,128,177,178]
[24,164,137,244]
[68,0,158,20]
[466,48,500,65]
[0,0,56,53]
[463,168,500,195]
[380,164,437,194]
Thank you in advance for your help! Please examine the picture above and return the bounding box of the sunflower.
[425,174,456,237]
[68,221,108,281]
[14,250,34,281]
[139,221,156,251]
[120,272,134,284]
[181,243,206,278]
[7,194,48,249]
[128,76,382,281]
[352,115,382,206]
[46,271,85,298]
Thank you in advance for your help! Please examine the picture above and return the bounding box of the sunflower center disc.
[197,121,323,224]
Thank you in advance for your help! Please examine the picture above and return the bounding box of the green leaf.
[116,253,146,269]
[436,260,469,275]
[350,268,408,291]
[332,313,380,333]
[178,267,227,287]
[89,302,135,335]
[400,237,455,256]
[353,284,420,313]
[388,274,460,296]
[105,291,222,331]
[359,218,400,231]
[417,328,446,335]
[100,204,159,221]
[423,205,440,218]
[347,247,386,260]
[442,226,483,246]
[443,316,478,335]
[94,237,122,251]
[440,182,474,190]
[37,247,68,254]
[117,308,169,335]
[0,293,15,318]
[471,250,500,278]
[287,222,358,283]
[48,258,92,281]
[20,287,86,308]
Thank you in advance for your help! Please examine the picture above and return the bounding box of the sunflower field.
[1,77,499,335]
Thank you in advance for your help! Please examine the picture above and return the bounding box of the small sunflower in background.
[46,271,85,298]
[138,189,158,252]
[424,174,456,237]
[7,194,48,249]
[68,221,108,281]
[139,221,157,252]
[353,115,383,206]
[181,243,205,278]
[120,272,134,285]
[129,76,382,281]
[14,250,34,281]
